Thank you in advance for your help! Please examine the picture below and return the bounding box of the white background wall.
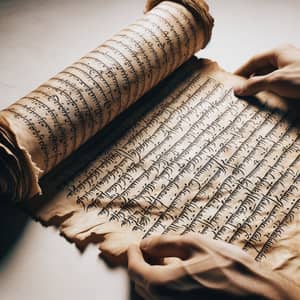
[0,1,299,299]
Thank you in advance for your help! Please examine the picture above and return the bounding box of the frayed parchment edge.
[0,113,42,200]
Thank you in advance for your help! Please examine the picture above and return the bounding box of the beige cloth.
[128,234,300,299]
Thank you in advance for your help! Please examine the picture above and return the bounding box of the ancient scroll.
[0,0,299,290]
[0,0,212,202]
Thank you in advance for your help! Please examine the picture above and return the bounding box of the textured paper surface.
[0,0,299,292]
[31,60,300,286]
[0,1,207,201]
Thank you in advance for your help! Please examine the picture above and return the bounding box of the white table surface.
[0,1,299,299]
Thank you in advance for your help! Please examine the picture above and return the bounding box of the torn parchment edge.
[0,113,42,200]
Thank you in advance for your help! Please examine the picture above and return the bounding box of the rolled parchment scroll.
[0,0,213,202]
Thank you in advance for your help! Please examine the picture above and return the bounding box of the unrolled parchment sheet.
[29,59,300,286]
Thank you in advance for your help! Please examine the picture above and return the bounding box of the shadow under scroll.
[0,200,28,264]
[128,279,268,300]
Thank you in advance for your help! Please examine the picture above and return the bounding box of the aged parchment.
[29,59,300,286]
[0,0,212,201]
[0,0,299,292]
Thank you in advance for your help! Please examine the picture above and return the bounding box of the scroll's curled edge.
[144,0,214,48]
[0,115,42,200]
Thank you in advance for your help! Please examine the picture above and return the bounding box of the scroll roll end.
[144,0,214,49]
[0,116,42,202]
